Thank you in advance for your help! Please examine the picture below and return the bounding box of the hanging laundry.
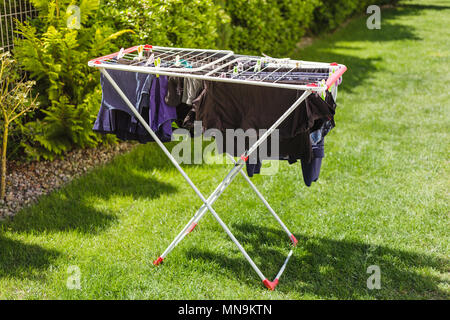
[192,80,337,185]
[298,94,336,186]
[182,78,203,106]
[165,76,184,107]
[300,138,324,186]
[245,158,262,177]
[93,69,177,143]
[193,81,335,158]
[166,77,199,133]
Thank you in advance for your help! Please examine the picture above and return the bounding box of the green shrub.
[0,51,39,198]
[102,0,400,57]
[103,0,322,57]
[104,0,229,49]
[9,0,399,161]
[14,0,130,160]
[222,0,320,56]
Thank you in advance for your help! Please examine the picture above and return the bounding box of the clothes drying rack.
[88,45,347,290]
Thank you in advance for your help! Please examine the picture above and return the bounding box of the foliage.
[222,0,320,56]
[13,0,129,160]
[8,0,400,161]
[105,0,399,57]
[0,51,38,198]
[104,0,230,49]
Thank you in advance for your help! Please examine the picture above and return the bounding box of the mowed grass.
[0,0,449,299]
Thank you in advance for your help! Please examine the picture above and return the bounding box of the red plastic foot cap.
[290,235,298,247]
[153,256,164,266]
[188,222,198,233]
[263,279,279,291]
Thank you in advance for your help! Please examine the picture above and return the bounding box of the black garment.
[166,76,184,107]
[174,103,191,127]
[111,109,155,143]
[245,159,262,177]
[175,103,196,132]
[194,81,336,162]
[299,112,336,186]
[300,139,324,186]
[167,77,197,133]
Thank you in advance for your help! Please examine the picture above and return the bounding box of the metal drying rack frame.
[88,45,347,290]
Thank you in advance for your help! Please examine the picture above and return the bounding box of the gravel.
[0,142,137,220]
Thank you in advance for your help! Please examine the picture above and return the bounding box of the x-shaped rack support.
[101,68,313,290]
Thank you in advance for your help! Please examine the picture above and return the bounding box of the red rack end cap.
[290,235,298,247]
[94,60,101,65]
[144,44,153,49]
[307,83,318,87]
[188,223,198,234]
[241,155,249,162]
[153,256,164,266]
[263,279,279,291]
[330,62,338,66]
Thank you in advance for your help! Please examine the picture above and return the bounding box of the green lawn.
[0,0,449,299]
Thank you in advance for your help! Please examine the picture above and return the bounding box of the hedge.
[221,0,400,56]
[7,0,399,160]
[104,0,229,50]
[108,0,399,57]
[219,0,320,56]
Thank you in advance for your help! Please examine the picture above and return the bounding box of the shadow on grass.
[0,145,180,280]
[334,21,421,43]
[119,140,223,173]
[186,223,449,299]
[0,235,60,279]
[4,148,178,235]
[0,137,223,280]
[397,3,450,12]
[293,44,383,95]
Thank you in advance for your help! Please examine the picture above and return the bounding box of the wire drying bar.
[89,45,347,92]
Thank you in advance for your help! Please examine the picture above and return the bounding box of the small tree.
[0,51,39,200]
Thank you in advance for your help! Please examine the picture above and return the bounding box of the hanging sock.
[246,158,262,178]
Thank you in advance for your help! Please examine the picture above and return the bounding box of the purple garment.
[93,70,176,142]
[150,76,177,141]
[93,70,151,133]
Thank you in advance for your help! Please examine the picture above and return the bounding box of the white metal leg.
[101,67,310,290]
[165,90,312,243]
[225,154,298,246]
[163,153,298,270]
[160,171,239,259]
[160,86,312,257]
[101,68,267,283]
